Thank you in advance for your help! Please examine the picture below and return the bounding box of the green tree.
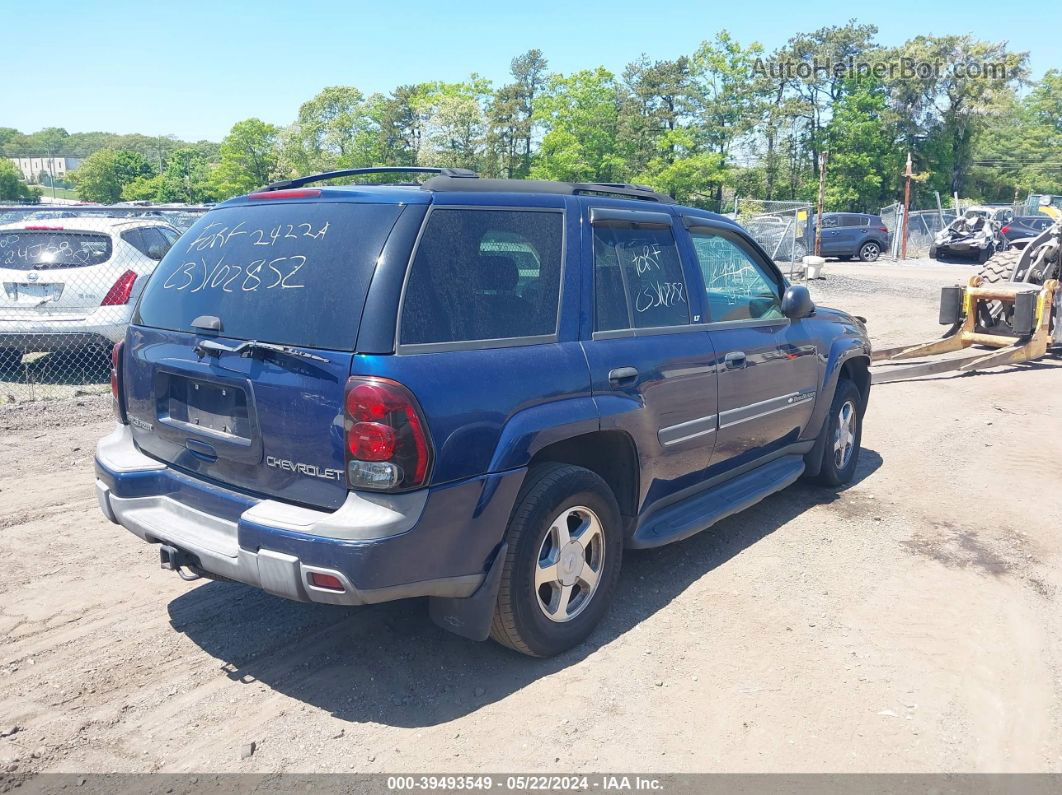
[415,78,492,170]
[122,173,165,202]
[886,35,1029,196]
[280,86,373,175]
[823,79,901,210]
[969,70,1062,200]
[0,159,41,202]
[211,118,280,198]
[779,21,880,180]
[690,31,771,202]
[70,149,124,203]
[532,68,625,182]
[70,149,155,203]
[620,56,694,176]
[156,148,216,203]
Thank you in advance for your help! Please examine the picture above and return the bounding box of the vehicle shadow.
[166,449,883,728]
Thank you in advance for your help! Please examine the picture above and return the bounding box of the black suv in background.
[1002,216,1055,246]
[809,213,890,262]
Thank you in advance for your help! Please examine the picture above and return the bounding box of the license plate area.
[162,375,252,442]
[4,282,64,303]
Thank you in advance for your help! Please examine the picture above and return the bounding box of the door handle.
[724,352,747,370]
[608,366,639,385]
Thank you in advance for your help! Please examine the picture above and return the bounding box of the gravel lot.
[2,258,1061,774]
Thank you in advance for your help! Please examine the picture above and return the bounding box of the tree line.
[3,21,1060,212]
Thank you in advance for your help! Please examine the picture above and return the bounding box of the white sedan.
[0,217,180,367]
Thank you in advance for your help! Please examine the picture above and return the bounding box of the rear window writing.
[135,202,403,350]
[0,231,112,269]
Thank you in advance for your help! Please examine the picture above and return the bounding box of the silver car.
[0,217,180,366]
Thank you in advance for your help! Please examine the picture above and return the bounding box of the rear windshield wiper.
[194,338,330,364]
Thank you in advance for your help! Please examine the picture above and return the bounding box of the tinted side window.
[820,215,839,228]
[592,224,690,330]
[121,228,148,255]
[140,227,171,260]
[689,229,782,323]
[840,214,868,227]
[400,209,563,345]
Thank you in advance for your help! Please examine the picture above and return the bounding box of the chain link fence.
[880,204,956,258]
[0,204,208,403]
[733,199,812,279]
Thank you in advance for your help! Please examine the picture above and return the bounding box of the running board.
[629,455,806,550]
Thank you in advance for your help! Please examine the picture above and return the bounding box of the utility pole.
[814,151,827,256]
[901,151,913,260]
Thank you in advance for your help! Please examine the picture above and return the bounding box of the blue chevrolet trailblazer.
[95,167,871,657]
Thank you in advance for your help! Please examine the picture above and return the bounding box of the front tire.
[490,463,623,657]
[810,378,864,487]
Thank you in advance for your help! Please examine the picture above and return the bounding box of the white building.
[8,156,83,183]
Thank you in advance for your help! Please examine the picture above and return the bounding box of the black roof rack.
[420,175,675,203]
[260,166,479,192]
[260,166,675,204]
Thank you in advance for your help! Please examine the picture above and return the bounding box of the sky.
[4,0,1060,143]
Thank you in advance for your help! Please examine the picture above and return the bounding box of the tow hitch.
[159,544,203,581]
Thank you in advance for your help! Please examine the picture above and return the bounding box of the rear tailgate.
[124,198,406,510]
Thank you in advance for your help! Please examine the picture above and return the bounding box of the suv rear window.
[135,202,403,350]
[399,209,563,346]
[0,231,112,269]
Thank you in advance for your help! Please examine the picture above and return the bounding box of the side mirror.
[781,284,815,319]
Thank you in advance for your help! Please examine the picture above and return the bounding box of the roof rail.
[418,175,675,203]
[571,182,674,203]
[260,166,479,192]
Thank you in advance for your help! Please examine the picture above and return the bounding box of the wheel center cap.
[557,542,584,586]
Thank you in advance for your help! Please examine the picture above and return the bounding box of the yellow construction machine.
[872,197,1062,383]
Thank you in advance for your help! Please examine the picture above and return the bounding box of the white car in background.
[0,217,180,368]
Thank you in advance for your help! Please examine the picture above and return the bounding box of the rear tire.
[810,378,864,487]
[858,241,881,262]
[490,463,623,657]
[978,243,995,264]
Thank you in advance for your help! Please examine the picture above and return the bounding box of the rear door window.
[135,202,404,350]
[592,224,690,330]
[399,209,563,346]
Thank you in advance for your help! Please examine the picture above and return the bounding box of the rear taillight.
[101,270,137,306]
[343,376,432,491]
[111,341,126,423]
[878,226,888,234]
[1001,225,1010,235]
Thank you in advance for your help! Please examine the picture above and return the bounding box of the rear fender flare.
[487,396,603,475]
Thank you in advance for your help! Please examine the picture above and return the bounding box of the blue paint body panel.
[99,181,872,599]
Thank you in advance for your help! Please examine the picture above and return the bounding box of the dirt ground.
[2,257,1061,774]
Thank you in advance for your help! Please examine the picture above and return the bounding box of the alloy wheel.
[534,505,606,623]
